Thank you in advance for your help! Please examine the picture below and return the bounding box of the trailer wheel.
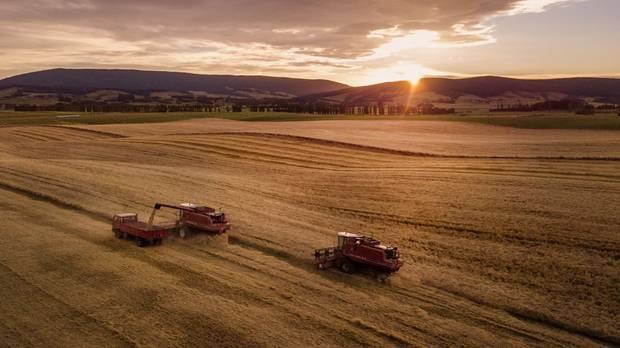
[114,229,123,239]
[136,237,146,247]
[376,273,389,283]
[340,259,355,273]
[179,225,190,239]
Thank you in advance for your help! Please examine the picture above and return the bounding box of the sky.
[0,0,618,86]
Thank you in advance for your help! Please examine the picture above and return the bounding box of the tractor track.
[0,180,109,223]
[430,282,620,346]
[0,262,138,348]
[316,205,620,254]
[43,125,127,138]
[175,132,620,161]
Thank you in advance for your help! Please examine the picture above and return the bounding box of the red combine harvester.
[148,202,230,239]
[112,202,230,247]
[314,232,403,281]
[112,213,176,247]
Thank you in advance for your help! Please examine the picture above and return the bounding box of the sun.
[406,70,424,85]
[402,62,433,85]
[360,62,437,86]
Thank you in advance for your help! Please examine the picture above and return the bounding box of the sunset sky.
[1,0,618,86]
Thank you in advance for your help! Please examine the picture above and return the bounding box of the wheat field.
[0,119,618,347]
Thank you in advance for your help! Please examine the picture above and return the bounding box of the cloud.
[505,0,585,15]
[0,0,587,83]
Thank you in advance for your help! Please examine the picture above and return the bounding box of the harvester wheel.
[114,229,123,239]
[136,237,146,247]
[340,259,355,273]
[179,226,190,239]
[376,273,389,283]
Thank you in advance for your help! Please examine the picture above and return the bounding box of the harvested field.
[0,119,618,347]
[72,119,620,158]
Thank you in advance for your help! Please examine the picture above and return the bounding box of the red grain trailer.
[112,213,176,247]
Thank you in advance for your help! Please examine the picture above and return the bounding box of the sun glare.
[406,69,425,85]
[361,62,437,86]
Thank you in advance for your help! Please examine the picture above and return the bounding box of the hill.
[295,81,414,104]
[2,71,619,107]
[0,68,348,98]
[296,76,620,105]
[417,76,620,100]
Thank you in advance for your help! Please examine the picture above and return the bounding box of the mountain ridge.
[297,77,620,104]
[1,69,620,104]
[0,68,349,97]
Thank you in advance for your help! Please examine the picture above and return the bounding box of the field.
[2,110,620,129]
[0,116,619,347]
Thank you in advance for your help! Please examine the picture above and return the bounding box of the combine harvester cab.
[314,232,403,281]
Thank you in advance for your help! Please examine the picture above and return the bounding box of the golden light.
[355,29,446,85]
[369,30,439,58]
[361,62,437,86]
[404,64,428,85]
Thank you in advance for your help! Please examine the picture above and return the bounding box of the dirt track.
[0,120,618,347]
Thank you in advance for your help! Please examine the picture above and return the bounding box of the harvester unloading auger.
[148,202,230,239]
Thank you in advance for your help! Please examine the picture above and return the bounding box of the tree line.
[6,101,456,115]
[488,98,619,115]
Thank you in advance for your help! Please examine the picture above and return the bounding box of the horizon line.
[1,67,620,88]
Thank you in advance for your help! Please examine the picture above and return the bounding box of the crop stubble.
[0,120,618,347]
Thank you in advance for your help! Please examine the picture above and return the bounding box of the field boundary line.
[0,181,110,223]
[43,125,127,138]
[168,132,620,161]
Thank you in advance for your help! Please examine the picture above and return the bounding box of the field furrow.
[0,119,618,347]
